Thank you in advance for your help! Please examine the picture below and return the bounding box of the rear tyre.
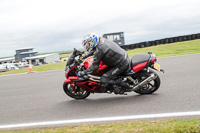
[63,82,90,99]
[133,70,161,95]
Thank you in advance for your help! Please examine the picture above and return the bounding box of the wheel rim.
[67,84,88,97]
[136,74,156,93]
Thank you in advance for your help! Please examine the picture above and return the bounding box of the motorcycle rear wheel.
[63,82,90,99]
[132,70,161,95]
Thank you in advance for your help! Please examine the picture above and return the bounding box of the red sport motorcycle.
[63,48,164,99]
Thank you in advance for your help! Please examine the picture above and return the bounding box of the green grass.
[0,39,200,76]
[59,53,71,58]
[1,119,200,133]
[127,39,200,58]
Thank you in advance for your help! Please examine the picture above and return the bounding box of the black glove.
[77,71,86,77]
[82,52,94,59]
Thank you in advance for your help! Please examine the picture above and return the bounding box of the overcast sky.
[0,0,200,57]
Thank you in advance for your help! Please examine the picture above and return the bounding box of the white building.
[15,48,38,62]
[24,53,60,65]
[0,57,15,64]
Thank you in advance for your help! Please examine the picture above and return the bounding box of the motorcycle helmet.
[82,33,98,52]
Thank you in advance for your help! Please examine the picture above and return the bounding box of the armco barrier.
[121,33,200,50]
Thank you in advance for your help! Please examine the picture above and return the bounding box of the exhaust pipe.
[88,74,101,79]
[88,74,101,82]
[132,73,157,91]
[89,78,100,82]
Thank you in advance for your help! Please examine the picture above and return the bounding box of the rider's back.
[96,37,130,67]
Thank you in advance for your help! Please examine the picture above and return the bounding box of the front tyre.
[63,82,90,99]
[133,70,161,95]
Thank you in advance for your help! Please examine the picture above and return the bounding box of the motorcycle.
[63,48,164,99]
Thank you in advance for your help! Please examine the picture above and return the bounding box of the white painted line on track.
[1,111,200,129]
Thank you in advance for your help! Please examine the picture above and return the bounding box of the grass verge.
[0,39,200,76]
[126,39,200,58]
[1,118,200,133]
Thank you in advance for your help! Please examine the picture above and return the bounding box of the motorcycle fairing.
[65,77,76,84]
[132,61,148,72]
[84,57,111,76]
[65,65,76,79]
[76,80,100,91]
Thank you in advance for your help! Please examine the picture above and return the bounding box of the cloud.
[0,0,200,57]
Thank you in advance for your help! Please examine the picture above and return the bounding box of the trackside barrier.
[120,33,200,50]
[192,34,196,39]
[197,34,200,39]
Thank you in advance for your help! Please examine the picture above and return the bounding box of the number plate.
[153,62,161,71]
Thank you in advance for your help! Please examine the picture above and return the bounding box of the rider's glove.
[78,71,86,77]
[82,52,94,59]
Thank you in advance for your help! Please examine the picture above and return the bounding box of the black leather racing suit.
[84,37,131,87]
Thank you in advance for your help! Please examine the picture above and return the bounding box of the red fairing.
[132,61,148,72]
[151,54,156,63]
[76,80,100,91]
[84,57,93,69]
[65,65,76,79]
[151,57,156,63]
[84,57,111,76]
[65,76,77,84]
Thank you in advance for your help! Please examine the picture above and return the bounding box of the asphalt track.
[0,53,200,129]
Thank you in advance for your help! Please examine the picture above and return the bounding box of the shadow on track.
[64,93,159,106]
[48,93,162,120]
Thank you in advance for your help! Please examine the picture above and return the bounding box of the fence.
[120,33,200,50]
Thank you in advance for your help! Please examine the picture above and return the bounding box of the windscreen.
[66,52,75,67]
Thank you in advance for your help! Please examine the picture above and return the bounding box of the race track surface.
[0,54,200,127]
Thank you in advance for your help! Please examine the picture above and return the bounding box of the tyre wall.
[121,33,200,50]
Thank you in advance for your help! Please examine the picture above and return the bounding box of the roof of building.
[16,48,34,51]
[24,53,58,60]
[103,32,124,35]
[19,51,38,55]
[0,57,15,62]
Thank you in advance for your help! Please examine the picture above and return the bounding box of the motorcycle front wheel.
[63,82,90,99]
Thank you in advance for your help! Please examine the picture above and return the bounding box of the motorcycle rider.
[78,33,131,94]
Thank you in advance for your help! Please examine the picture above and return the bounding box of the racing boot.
[100,83,109,93]
[112,79,129,95]
[118,82,129,95]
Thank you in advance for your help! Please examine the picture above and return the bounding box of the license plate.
[153,62,161,71]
